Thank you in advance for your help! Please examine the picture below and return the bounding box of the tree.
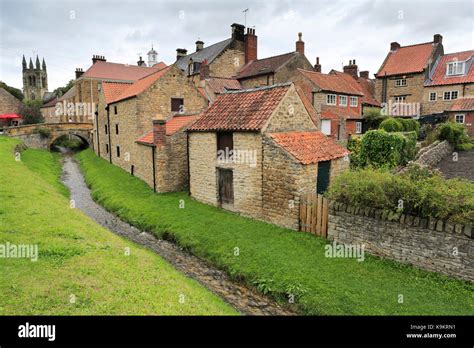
[0,81,24,101]
[53,80,74,97]
[363,107,387,129]
[20,100,44,124]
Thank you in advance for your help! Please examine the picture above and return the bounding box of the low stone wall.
[328,202,473,282]
[414,140,454,167]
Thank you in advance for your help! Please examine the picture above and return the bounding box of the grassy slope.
[77,149,474,315]
[0,137,236,315]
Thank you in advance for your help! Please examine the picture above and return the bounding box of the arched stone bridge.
[4,122,93,149]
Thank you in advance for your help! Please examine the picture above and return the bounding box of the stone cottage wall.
[328,202,473,281]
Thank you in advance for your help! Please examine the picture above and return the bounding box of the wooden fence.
[299,193,329,237]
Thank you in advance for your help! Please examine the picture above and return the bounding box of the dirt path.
[61,154,296,316]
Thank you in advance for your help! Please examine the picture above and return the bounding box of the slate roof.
[298,69,363,96]
[426,51,474,86]
[376,42,435,77]
[136,114,201,145]
[81,60,164,81]
[450,97,474,112]
[235,52,299,79]
[176,38,232,73]
[268,131,349,164]
[188,83,291,132]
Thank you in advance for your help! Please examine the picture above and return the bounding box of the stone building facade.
[22,55,48,101]
[0,88,23,115]
[188,83,349,229]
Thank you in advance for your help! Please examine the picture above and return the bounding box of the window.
[217,132,233,156]
[171,98,184,113]
[105,124,108,134]
[395,78,407,87]
[105,144,109,153]
[356,121,362,134]
[429,92,437,101]
[115,124,119,134]
[114,106,118,115]
[339,95,347,106]
[326,94,336,105]
[321,119,331,135]
[116,146,120,157]
[443,91,458,100]
[394,96,406,103]
[350,96,358,107]
[446,61,465,76]
[455,114,465,124]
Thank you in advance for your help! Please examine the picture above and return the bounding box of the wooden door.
[218,168,234,205]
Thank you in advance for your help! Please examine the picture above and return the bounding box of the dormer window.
[446,61,465,76]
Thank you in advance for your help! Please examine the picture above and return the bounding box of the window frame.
[443,91,459,101]
[171,98,184,113]
[394,96,406,103]
[356,121,362,134]
[455,114,465,124]
[326,94,336,105]
[350,96,358,107]
[429,92,437,102]
[446,61,466,76]
[216,132,234,156]
[395,78,407,87]
[339,95,348,107]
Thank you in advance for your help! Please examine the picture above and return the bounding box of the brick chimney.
[153,116,166,147]
[360,70,369,79]
[137,56,145,66]
[200,59,210,80]
[433,34,443,44]
[296,32,304,55]
[176,48,188,61]
[231,23,245,41]
[390,42,400,51]
[343,59,358,79]
[75,68,84,79]
[244,28,257,64]
[92,55,106,64]
[195,40,204,52]
[314,57,321,73]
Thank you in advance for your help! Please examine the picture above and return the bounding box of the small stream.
[59,149,296,316]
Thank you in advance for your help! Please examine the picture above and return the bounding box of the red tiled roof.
[376,42,434,77]
[331,71,380,107]
[235,52,298,79]
[295,86,317,124]
[426,51,474,86]
[152,62,167,69]
[108,66,172,103]
[136,115,201,145]
[81,60,164,81]
[268,131,349,164]
[188,83,291,132]
[450,97,474,112]
[206,77,242,94]
[102,82,132,104]
[299,69,363,96]
[321,105,361,120]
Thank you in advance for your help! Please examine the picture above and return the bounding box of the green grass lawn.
[76,148,474,315]
[0,137,237,315]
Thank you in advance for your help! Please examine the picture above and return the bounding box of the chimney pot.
[75,68,84,79]
[360,70,369,79]
[176,48,188,61]
[343,60,358,79]
[433,34,443,44]
[231,23,245,41]
[244,27,258,64]
[314,56,321,73]
[390,42,401,51]
[195,40,204,52]
[296,32,305,55]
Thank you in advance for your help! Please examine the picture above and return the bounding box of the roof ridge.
[222,82,291,94]
[399,41,434,49]
[92,60,156,68]
[442,50,474,56]
[178,38,232,60]
[251,51,296,63]
[137,65,171,81]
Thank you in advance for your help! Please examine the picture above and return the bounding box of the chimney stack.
[137,56,146,66]
[359,70,369,79]
[244,28,258,64]
[296,32,304,55]
[200,59,210,81]
[390,42,400,51]
[153,116,166,147]
[75,68,84,79]
[314,57,321,73]
[195,40,204,52]
[343,59,358,79]
[92,55,106,64]
[231,23,245,41]
[433,34,443,44]
[176,48,188,61]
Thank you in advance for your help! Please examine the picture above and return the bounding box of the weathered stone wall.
[328,202,473,281]
[375,73,425,110]
[210,48,245,78]
[422,83,472,115]
[0,88,23,115]
[414,140,454,167]
[239,74,272,89]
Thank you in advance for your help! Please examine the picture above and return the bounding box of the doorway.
[218,168,234,206]
[317,160,331,194]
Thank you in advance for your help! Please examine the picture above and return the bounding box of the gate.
[299,193,329,237]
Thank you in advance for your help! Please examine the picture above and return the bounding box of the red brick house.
[448,97,474,136]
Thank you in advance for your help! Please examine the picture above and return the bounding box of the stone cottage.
[95,64,207,192]
[187,83,349,229]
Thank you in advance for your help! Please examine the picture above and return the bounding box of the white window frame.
[444,91,459,101]
[326,94,336,105]
[429,92,437,101]
[446,61,466,76]
[394,96,406,103]
[339,95,348,106]
[455,114,465,124]
[395,78,407,87]
[356,121,362,134]
[350,96,358,107]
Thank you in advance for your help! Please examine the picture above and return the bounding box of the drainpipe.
[186,131,191,195]
[95,111,100,157]
[152,145,156,192]
[106,105,112,163]
[382,72,388,103]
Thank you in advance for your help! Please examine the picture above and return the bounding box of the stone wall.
[422,83,473,115]
[0,88,23,115]
[414,140,454,167]
[328,202,473,281]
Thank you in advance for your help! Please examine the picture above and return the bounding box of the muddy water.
[60,153,296,316]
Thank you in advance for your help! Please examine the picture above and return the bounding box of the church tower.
[22,54,48,101]
[147,45,158,67]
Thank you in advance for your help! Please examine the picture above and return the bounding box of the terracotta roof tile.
[450,97,474,112]
[426,51,474,86]
[235,52,298,79]
[188,83,291,132]
[269,131,349,164]
[299,69,363,96]
[136,114,201,145]
[102,82,132,104]
[81,60,164,81]
[136,130,154,145]
[376,42,434,77]
[331,71,380,106]
[321,105,361,120]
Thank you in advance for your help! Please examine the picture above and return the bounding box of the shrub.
[359,130,405,169]
[347,136,362,169]
[363,107,387,129]
[379,117,403,132]
[437,122,467,145]
[326,166,473,224]
[398,118,420,134]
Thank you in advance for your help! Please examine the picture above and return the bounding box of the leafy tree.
[363,107,387,129]
[379,117,403,132]
[20,100,44,124]
[0,81,23,101]
[53,80,74,97]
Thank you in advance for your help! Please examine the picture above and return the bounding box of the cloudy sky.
[0,0,472,91]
